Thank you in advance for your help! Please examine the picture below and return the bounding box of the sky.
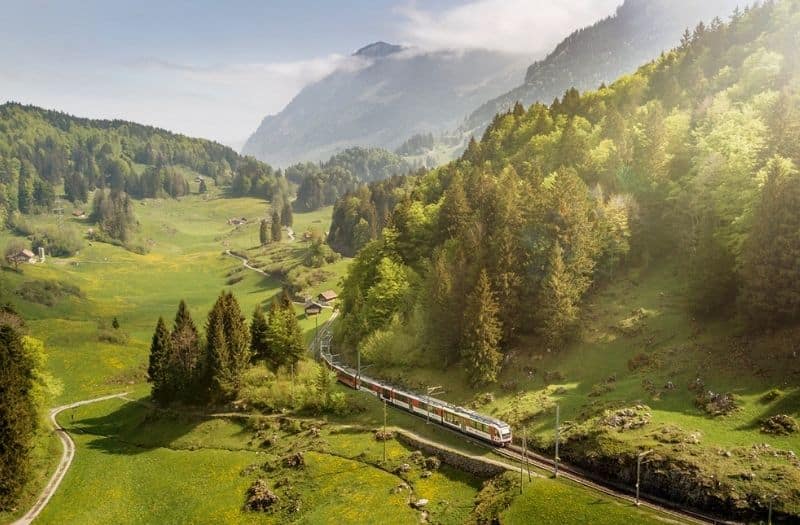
[1,0,621,149]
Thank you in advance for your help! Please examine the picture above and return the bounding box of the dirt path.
[12,392,128,525]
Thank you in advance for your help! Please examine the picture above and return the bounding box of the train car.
[321,350,513,446]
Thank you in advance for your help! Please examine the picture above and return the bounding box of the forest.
[286,147,412,213]
[331,1,800,385]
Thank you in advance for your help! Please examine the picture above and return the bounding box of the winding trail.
[13,392,128,525]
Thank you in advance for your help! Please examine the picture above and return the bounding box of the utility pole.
[636,450,653,506]
[554,404,560,478]
[383,398,388,463]
[768,494,774,525]
[523,429,531,482]
[425,386,443,424]
[290,363,295,407]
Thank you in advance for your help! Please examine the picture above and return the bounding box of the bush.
[761,414,798,435]
[226,275,244,286]
[30,225,83,257]
[245,479,278,512]
[97,319,130,345]
[16,280,83,306]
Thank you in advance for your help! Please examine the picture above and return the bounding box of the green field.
[0,195,714,524]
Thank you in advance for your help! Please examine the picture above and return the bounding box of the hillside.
[331,0,800,520]
[408,0,746,163]
[241,43,528,167]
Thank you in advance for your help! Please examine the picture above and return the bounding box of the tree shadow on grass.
[66,400,208,456]
[735,388,800,432]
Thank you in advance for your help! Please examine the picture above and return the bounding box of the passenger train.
[320,349,513,446]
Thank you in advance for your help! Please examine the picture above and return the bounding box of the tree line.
[147,291,305,405]
[287,147,412,213]
[334,0,800,385]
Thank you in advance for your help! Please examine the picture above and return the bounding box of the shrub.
[761,414,798,435]
[627,352,651,371]
[30,225,83,257]
[245,479,278,512]
[16,280,83,306]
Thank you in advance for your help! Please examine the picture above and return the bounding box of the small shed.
[318,290,338,304]
[72,210,87,218]
[304,301,324,316]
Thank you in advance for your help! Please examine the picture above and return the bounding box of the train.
[320,349,513,446]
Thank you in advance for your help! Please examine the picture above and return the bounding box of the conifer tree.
[198,179,208,194]
[461,270,503,386]
[250,304,269,361]
[171,300,203,401]
[740,157,800,329]
[204,296,229,402]
[271,211,281,242]
[147,317,174,405]
[438,172,470,239]
[536,241,578,348]
[280,196,293,226]
[259,219,269,246]
[264,299,305,369]
[0,323,38,511]
[222,292,251,392]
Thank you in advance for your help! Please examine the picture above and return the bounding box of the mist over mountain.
[241,43,528,167]
[459,0,745,139]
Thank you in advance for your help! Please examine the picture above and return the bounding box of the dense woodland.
[286,147,411,212]
[333,0,800,385]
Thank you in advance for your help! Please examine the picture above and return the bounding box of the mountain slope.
[417,0,746,161]
[241,43,528,167]
[331,0,800,518]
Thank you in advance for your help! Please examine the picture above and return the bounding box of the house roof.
[319,290,338,301]
[20,249,35,258]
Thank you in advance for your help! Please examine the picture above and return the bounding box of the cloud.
[395,0,621,55]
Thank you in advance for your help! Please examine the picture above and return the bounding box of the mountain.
[241,44,529,167]
[408,0,747,162]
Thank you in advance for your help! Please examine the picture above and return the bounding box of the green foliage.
[462,271,503,386]
[147,317,173,406]
[740,156,800,329]
[90,189,137,244]
[249,304,269,362]
[288,147,411,213]
[258,219,268,247]
[270,211,281,242]
[204,292,251,403]
[0,322,39,511]
[263,300,305,370]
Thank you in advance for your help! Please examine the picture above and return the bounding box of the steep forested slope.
[330,1,800,518]
[335,0,800,377]
[407,0,745,164]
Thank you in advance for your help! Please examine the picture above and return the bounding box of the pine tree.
[264,299,305,369]
[536,241,578,348]
[171,300,203,401]
[204,296,229,402]
[271,211,281,242]
[259,219,269,246]
[0,323,38,511]
[438,172,470,239]
[280,197,293,226]
[740,157,800,329]
[250,304,269,361]
[198,179,208,194]
[461,270,503,386]
[147,317,174,406]
[222,292,251,393]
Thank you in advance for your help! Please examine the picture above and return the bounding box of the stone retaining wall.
[395,431,508,479]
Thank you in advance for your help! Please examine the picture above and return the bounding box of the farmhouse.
[7,249,37,266]
[318,290,338,305]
